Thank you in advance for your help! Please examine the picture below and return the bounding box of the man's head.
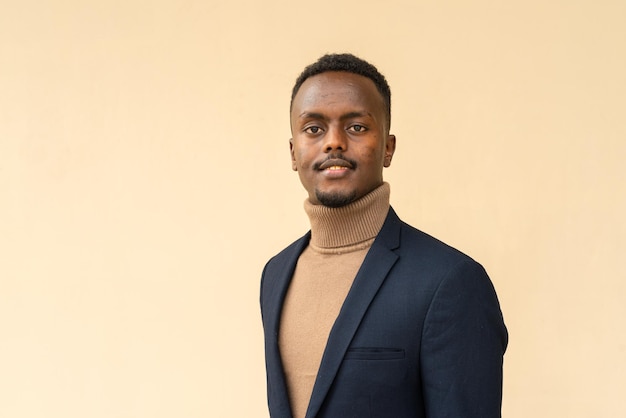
[289,54,396,208]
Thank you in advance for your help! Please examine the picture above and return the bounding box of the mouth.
[317,158,355,171]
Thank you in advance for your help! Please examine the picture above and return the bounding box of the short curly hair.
[290,53,391,126]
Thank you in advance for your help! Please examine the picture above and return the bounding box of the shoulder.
[377,209,496,302]
[261,231,311,287]
[384,207,479,268]
[264,231,310,269]
[402,221,475,263]
[389,211,507,335]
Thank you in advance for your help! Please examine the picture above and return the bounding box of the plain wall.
[1,0,624,417]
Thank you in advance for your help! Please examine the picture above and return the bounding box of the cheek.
[294,147,314,169]
[358,142,385,165]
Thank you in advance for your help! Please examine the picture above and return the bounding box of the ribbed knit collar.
[303,182,390,252]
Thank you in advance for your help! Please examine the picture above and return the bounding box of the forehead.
[291,71,385,117]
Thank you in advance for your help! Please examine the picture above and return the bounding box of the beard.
[315,189,357,208]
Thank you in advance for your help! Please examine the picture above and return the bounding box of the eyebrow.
[298,111,372,121]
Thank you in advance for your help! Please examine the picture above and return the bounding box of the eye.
[348,124,368,133]
[304,126,323,134]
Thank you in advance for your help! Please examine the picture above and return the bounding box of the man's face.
[290,71,396,207]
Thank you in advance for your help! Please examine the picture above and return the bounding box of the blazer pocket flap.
[344,347,405,360]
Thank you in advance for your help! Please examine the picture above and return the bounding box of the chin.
[315,189,357,208]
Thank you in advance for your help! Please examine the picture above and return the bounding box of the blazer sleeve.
[420,259,508,418]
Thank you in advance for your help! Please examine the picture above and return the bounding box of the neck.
[304,183,390,250]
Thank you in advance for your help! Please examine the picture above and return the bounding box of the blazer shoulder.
[386,210,478,267]
[264,231,310,270]
[382,212,492,296]
[404,222,474,260]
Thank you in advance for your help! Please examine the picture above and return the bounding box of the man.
[260,53,508,418]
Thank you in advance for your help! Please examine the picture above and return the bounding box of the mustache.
[313,154,358,171]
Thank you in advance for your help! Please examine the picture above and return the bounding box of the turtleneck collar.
[303,182,390,252]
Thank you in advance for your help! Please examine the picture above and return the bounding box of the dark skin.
[290,71,396,207]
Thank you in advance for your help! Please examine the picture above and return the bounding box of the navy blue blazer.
[260,208,508,418]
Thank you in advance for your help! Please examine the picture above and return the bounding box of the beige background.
[1,0,624,417]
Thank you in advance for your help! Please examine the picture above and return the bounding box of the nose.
[323,126,347,153]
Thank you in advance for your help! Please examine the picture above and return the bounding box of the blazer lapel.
[305,209,402,418]
[264,232,311,418]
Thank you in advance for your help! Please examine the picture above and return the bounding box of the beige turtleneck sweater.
[278,183,391,418]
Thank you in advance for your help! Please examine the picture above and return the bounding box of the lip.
[318,158,353,171]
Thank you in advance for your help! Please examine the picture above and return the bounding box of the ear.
[383,134,396,167]
[289,138,297,171]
